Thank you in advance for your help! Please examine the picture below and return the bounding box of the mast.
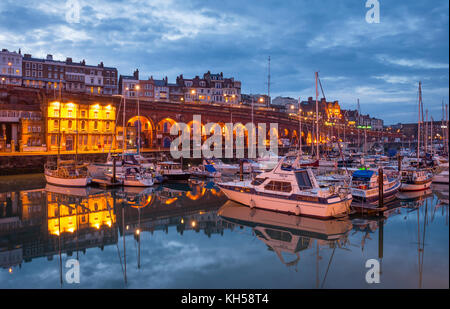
[137,84,141,158]
[430,116,433,156]
[417,82,422,161]
[315,72,319,160]
[122,88,127,161]
[57,80,62,167]
[267,56,271,107]
[298,97,302,155]
[425,109,428,154]
[357,99,361,152]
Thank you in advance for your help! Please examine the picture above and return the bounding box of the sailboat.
[45,84,90,187]
[110,87,155,187]
[400,82,433,191]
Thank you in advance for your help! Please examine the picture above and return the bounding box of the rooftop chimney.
[133,69,139,80]
[46,54,53,60]
[66,57,73,64]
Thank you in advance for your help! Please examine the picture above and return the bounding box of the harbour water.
[0,174,448,289]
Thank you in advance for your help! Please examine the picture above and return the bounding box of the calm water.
[0,174,448,289]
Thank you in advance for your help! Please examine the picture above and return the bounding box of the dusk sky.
[0,0,448,124]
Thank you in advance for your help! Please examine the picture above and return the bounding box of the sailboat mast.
[57,81,62,167]
[298,97,302,155]
[315,72,319,160]
[122,89,127,161]
[137,85,141,158]
[417,82,422,161]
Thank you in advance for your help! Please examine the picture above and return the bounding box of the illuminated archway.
[127,116,154,148]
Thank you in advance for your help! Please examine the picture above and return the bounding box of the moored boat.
[217,156,352,219]
[400,169,433,191]
[350,169,401,204]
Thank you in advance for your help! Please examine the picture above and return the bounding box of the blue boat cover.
[205,164,217,173]
[352,170,375,178]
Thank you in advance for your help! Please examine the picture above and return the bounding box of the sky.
[0,0,448,125]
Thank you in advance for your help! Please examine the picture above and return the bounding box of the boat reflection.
[218,201,353,270]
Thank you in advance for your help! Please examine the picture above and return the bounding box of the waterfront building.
[0,49,22,86]
[45,100,117,152]
[21,53,118,95]
[0,87,43,152]
[120,71,241,105]
[119,69,139,98]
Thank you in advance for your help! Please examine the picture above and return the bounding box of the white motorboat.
[350,169,401,204]
[106,166,154,187]
[203,158,239,175]
[156,161,191,181]
[218,156,352,219]
[189,163,221,178]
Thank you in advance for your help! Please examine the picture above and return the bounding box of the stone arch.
[127,116,154,149]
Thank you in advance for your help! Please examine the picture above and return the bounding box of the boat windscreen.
[295,170,313,189]
[205,164,217,173]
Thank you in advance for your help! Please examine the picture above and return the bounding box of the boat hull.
[400,180,432,191]
[351,180,401,204]
[163,173,191,182]
[45,174,90,187]
[218,185,352,219]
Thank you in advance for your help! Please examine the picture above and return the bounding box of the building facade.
[0,49,22,86]
[21,53,118,95]
[45,100,117,152]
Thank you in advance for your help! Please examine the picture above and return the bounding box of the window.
[106,112,110,119]
[68,110,72,117]
[94,111,98,118]
[54,110,59,117]
[81,110,86,118]
[106,122,110,130]
[264,181,292,192]
[68,120,72,129]
[81,121,85,130]
[94,121,98,130]
[251,178,266,186]
[295,171,313,189]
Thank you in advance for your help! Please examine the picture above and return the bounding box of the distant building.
[21,52,118,95]
[300,97,342,121]
[272,96,298,110]
[119,69,139,98]
[241,94,270,107]
[0,48,22,86]
[119,70,241,105]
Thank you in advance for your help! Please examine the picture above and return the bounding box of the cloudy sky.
[0,0,448,124]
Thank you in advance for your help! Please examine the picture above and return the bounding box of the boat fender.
[295,205,301,216]
[250,199,256,209]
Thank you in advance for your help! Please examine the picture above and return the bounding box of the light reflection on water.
[0,174,448,289]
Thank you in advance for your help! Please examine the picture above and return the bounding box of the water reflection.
[0,175,448,288]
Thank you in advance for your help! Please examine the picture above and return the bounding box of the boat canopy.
[352,170,375,179]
